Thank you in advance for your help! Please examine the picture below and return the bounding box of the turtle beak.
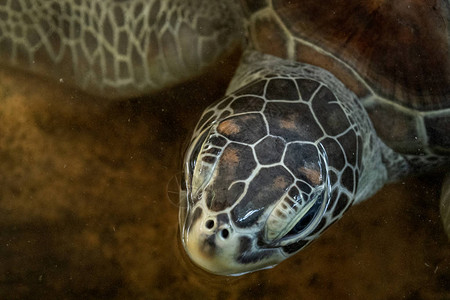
[182,213,241,275]
[181,212,285,276]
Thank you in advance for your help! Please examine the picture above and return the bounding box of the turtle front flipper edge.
[0,0,241,99]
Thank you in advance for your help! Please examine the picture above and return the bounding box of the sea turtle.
[0,0,449,276]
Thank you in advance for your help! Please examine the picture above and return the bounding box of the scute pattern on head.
[195,50,399,206]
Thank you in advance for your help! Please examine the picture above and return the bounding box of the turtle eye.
[264,186,327,246]
[273,144,330,244]
[283,192,324,238]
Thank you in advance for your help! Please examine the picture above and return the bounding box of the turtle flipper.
[441,173,450,239]
[0,0,240,98]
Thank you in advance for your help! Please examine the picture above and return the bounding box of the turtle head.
[178,56,366,275]
[179,114,332,276]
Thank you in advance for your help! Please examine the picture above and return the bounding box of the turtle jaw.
[182,223,243,276]
[181,212,285,276]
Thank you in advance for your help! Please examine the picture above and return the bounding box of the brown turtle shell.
[243,0,450,155]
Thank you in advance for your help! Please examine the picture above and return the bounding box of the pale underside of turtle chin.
[178,188,285,276]
[180,209,285,276]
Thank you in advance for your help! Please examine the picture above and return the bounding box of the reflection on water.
[0,55,449,299]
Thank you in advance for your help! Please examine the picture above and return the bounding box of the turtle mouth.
[182,218,283,276]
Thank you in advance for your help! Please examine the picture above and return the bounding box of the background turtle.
[0,0,449,279]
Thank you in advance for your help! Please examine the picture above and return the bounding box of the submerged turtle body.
[180,0,450,275]
[245,0,450,157]
[236,0,450,211]
[0,0,449,276]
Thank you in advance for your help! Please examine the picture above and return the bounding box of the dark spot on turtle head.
[217,213,229,226]
[332,193,350,219]
[217,96,233,110]
[255,136,286,165]
[357,136,363,167]
[266,78,299,100]
[219,110,231,120]
[288,185,300,200]
[320,137,346,170]
[230,96,265,114]
[209,135,227,147]
[201,235,216,257]
[296,78,320,101]
[234,79,266,97]
[338,129,358,166]
[237,236,274,264]
[296,180,312,195]
[311,86,351,136]
[341,166,355,193]
[197,111,215,131]
[239,236,252,253]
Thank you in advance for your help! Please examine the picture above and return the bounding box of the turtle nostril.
[205,219,215,229]
[220,229,229,239]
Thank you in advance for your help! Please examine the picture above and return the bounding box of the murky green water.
[0,58,449,299]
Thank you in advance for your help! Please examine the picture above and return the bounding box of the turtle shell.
[243,0,450,156]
